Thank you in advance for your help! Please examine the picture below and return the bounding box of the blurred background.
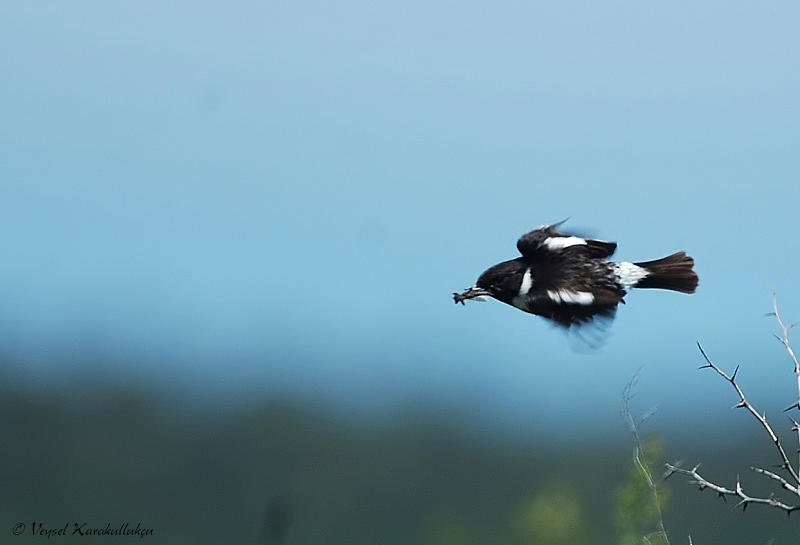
[1,0,799,543]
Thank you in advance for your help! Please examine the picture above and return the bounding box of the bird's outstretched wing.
[516,224,617,259]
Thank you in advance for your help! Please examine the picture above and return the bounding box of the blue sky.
[1,1,800,434]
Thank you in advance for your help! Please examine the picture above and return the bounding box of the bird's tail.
[631,252,698,293]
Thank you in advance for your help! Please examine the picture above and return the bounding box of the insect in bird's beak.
[453,286,490,305]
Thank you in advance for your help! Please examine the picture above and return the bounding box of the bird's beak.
[453,285,491,305]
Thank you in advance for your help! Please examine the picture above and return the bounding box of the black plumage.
[454,223,698,328]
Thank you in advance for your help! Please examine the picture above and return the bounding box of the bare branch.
[750,466,800,495]
[772,289,800,413]
[668,295,800,518]
[694,343,800,485]
[793,418,800,482]
[664,463,800,515]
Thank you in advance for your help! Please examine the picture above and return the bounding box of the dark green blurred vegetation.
[2,380,798,544]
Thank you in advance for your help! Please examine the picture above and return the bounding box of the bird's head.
[453,259,528,305]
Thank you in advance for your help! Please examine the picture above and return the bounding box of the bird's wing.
[524,286,624,328]
[522,263,625,328]
[516,225,617,259]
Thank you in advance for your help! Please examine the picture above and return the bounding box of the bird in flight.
[453,222,698,329]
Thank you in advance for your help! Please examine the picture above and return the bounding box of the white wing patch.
[546,289,595,305]
[543,236,587,250]
[614,262,650,289]
[511,268,533,310]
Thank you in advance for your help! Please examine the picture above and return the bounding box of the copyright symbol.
[12,523,24,535]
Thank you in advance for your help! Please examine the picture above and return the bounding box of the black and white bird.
[453,223,698,328]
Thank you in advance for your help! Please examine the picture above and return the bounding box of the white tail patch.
[614,262,650,289]
[546,289,595,305]
[511,268,533,310]
[543,236,587,250]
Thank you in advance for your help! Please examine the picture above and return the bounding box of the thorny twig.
[695,343,799,486]
[663,463,800,514]
[771,288,800,414]
[771,289,800,484]
[665,293,800,515]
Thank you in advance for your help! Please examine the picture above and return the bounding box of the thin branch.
[774,289,800,489]
[623,374,670,545]
[667,296,800,517]
[750,466,800,495]
[696,343,800,485]
[664,463,800,515]
[771,289,800,413]
[793,418,800,484]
